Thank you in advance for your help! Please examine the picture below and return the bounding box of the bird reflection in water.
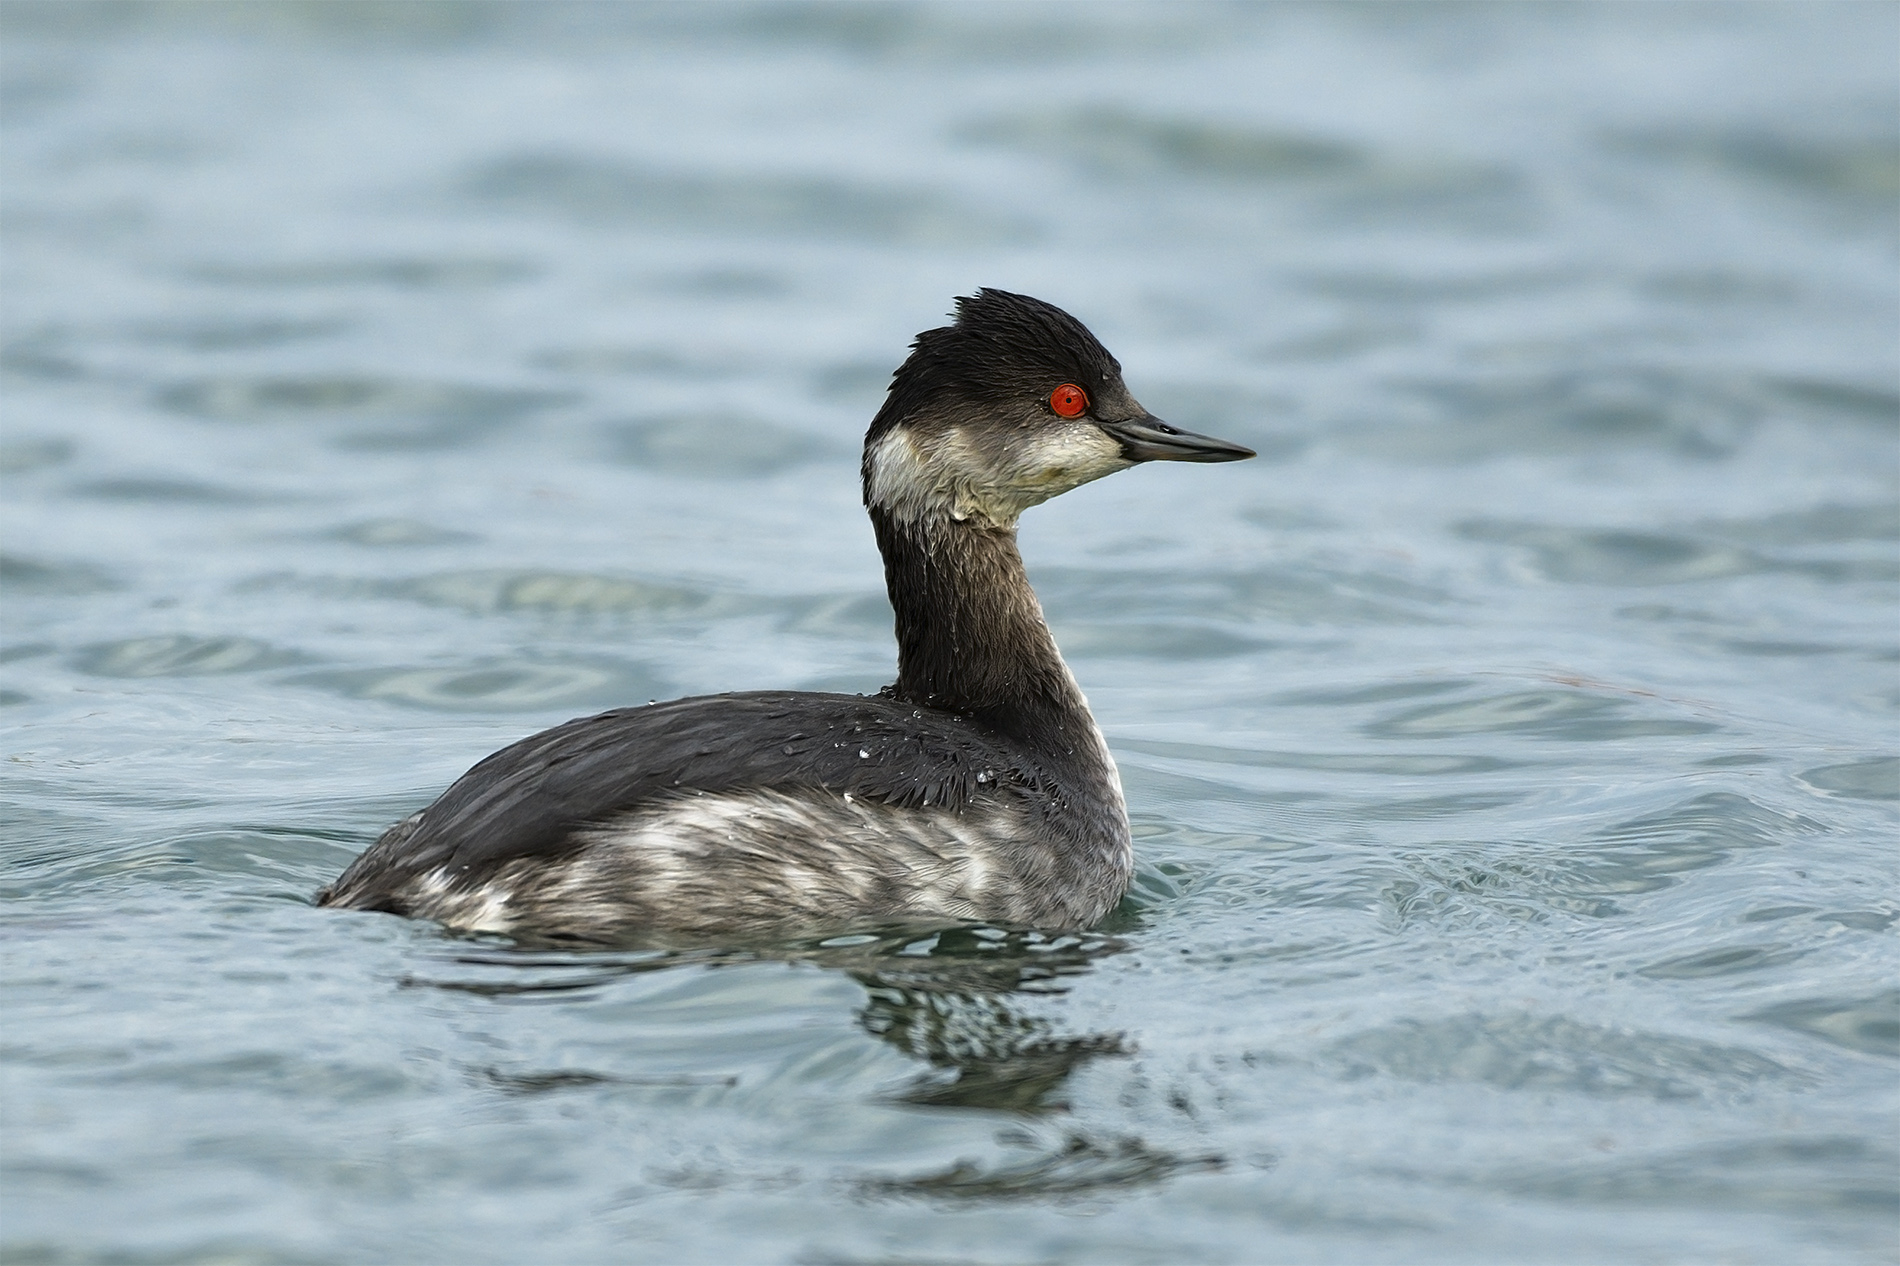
[401,924,1227,1197]
[403,922,1131,1114]
[848,925,1131,1114]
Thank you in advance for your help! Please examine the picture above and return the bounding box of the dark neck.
[870,507,1091,745]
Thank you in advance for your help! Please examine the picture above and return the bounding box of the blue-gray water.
[3,4,1897,1263]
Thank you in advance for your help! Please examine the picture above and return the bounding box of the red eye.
[1049,383,1089,418]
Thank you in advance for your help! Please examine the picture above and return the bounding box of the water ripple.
[1745,991,1900,1058]
[1326,1012,1796,1099]
[459,151,1034,245]
[73,635,304,678]
[605,412,839,477]
[294,657,667,713]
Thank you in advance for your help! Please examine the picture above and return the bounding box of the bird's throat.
[870,508,1089,744]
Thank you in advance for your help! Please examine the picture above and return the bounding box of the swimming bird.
[318,289,1254,940]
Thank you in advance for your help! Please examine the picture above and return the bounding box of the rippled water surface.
[4,4,1897,1263]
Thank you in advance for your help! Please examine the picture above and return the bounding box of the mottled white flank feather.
[569,789,1012,920]
[414,866,517,933]
[368,785,1084,939]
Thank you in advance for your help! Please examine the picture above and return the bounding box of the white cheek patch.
[867,424,1130,526]
[866,430,940,522]
[1006,425,1129,502]
[866,427,999,524]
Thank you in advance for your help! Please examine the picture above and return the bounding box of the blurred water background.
[3,3,1897,1263]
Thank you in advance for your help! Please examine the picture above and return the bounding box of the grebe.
[318,290,1253,939]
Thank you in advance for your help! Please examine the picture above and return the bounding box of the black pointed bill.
[1099,414,1256,463]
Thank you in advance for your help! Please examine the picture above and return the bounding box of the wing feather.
[321,691,1044,904]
